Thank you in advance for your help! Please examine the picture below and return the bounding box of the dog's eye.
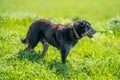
[80,20,86,26]
[80,23,84,26]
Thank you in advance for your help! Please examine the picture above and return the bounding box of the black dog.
[21,19,96,63]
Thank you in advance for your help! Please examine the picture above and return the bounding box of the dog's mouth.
[86,32,93,38]
[85,29,96,38]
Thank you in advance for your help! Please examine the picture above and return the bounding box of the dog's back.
[21,19,60,48]
[21,19,51,44]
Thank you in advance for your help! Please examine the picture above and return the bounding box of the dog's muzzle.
[85,29,96,38]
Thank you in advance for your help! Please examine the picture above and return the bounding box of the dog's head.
[74,20,96,38]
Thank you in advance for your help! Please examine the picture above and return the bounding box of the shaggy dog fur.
[21,19,96,63]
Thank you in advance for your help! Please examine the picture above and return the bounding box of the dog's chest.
[64,43,74,51]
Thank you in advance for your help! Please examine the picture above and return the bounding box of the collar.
[72,27,80,39]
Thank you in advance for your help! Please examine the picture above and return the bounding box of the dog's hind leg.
[42,42,49,57]
[25,42,38,51]
[24,34,40,51]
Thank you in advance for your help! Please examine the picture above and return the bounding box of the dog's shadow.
[17,50,72,79]
[48,60,73,79]
[17,50,44,63]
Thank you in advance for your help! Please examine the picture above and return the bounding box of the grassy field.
[0,0,120,80]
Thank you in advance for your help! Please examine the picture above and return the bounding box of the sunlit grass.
[0,13,120,79]
[0,0,120,79]
[0,0,120,21]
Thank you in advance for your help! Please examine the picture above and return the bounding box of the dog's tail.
[21,38,28,44]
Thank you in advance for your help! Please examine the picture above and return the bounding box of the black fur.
[21,19,96,63]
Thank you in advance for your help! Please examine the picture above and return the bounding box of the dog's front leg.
[60,48,69,64]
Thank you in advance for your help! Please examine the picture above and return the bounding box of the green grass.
[0,0,120,80]
[1,0,120,21]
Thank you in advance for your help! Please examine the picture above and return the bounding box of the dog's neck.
[72,26,80,39]
[68,23,80,39]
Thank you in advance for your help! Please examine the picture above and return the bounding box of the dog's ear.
[79,20,86,26]
[74,20,86,27]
